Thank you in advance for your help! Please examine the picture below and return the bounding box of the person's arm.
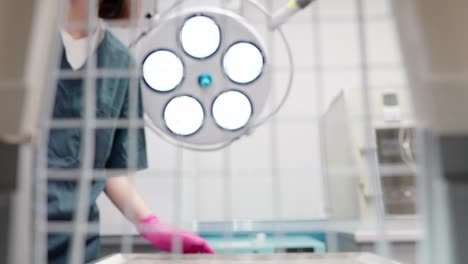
[104,176,215,254]
[104,175,152,224]
[103,43,213,253]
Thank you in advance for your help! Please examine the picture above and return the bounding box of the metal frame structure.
[11,0,468,263]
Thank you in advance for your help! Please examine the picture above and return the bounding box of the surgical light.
[223,42,264,84]
[143,50,184,92]
[137,1,314,149]
[164,96,204,136]
[213,90,253,131]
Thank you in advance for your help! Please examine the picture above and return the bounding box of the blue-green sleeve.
[106,81,148,169]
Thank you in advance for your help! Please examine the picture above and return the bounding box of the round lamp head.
[223,42,264,84]
[180,15,221,59]
[164,96,204,136]
[137,7,269,147]
[213,90,253,131]
[143,50,184,92]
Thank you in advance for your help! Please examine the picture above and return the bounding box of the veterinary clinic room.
[1,0,466,263]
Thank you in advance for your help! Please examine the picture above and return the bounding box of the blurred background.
[101,0,409,227]
[4,0,468,263]
[98,0,417,262]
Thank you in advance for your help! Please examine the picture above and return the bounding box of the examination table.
[94,253,401,264]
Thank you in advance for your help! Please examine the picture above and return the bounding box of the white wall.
[98,0,405,235]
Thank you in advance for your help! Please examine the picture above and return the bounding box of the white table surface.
[95,253,401,264]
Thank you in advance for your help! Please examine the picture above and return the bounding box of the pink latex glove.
[138,214,215,254]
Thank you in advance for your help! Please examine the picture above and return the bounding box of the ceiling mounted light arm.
[131,0,316,49]
[270,0,315,29]
[142,0,315,32]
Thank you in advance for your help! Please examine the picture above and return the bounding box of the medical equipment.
[137,0,312,150]
[324,88,416,219]
[139,7,268,148]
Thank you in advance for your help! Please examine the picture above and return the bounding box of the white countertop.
[354,229,423,243]
[353,218,423,243]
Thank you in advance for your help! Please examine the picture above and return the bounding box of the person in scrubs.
[47,1,214,263]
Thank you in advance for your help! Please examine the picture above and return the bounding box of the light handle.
[269,0,314,29]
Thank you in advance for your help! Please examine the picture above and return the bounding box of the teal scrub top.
[47,31,147,264]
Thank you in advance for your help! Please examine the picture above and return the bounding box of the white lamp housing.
[137,8,269,146]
